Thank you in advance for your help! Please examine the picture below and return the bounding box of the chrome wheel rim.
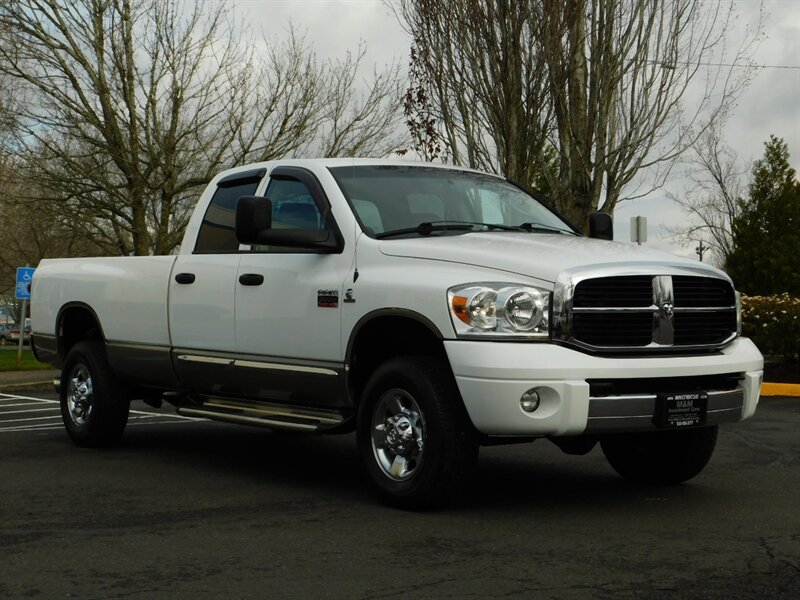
[371,388,426,481]
[66,363,93,427]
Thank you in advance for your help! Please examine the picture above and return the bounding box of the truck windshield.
[328,165,576,238]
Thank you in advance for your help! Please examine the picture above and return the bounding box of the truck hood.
[378,233,727,284]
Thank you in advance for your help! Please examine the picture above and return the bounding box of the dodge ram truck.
[31,159,764,508]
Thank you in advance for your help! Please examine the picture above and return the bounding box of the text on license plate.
[654,392,708,428]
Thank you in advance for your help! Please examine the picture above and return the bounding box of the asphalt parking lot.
[1,391,798,599]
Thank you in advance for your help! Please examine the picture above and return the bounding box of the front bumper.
[444,337,763,437]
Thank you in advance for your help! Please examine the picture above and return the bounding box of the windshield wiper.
[376,221,523,239]
[375,222,473,239]
[519,222,574,235]
[375,220,573,239]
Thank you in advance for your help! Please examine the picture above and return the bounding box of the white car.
[30,159,763,508]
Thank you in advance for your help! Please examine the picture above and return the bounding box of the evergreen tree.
[726,136,800,295]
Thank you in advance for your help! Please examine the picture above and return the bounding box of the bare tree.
[0,0,18,161]
[0,0,402,256]
[315,43,404,157]
[0,183,109,288]
[0,155,111,319]
[668,122,747,266]
[396,1,554,192]
[393,0,762,228]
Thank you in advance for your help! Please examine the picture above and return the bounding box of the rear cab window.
[194,168,265,254]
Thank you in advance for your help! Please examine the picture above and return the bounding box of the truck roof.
[212,158,498,181]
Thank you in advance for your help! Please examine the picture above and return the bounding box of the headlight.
[448,283,551,339]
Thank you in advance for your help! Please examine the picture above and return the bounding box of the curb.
[0,380,56,392]
[0,370,60,393]
[761,382,800,397]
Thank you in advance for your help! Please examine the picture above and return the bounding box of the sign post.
[630,216,648,245]
[15,266,34,365]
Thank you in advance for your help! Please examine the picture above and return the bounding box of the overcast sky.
[233,0,799,261]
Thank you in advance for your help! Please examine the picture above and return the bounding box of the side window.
[194,175,261,254]
[246,176,325,254]
[267,178,323,231]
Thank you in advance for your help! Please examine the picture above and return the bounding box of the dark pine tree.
[726,136,800,295]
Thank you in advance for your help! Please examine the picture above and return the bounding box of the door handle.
[175,272,196,284]
[239,273,264,286]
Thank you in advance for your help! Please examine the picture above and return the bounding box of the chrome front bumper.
[585,389,743,433]
[445,337,763,437]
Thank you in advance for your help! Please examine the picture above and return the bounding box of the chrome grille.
[573,275,652,308]
[557,273,737,353]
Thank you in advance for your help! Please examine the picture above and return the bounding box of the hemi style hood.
[378,233,727,284]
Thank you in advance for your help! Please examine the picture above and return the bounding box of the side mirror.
[235,196,272,245]
[589,212,613,241]
[234,195,343,253]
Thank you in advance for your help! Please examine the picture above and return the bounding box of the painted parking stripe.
[0,392,204,434]
[1,418,199,432]
[0,392,202,421]
[0,397,42,403]
[0,426,64,432]
[1,415,63,423]
[3,422,201,433]
[0,408,59,415]
[0,393,55,402]
[0,420,61,429]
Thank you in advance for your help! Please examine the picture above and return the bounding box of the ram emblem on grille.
[661,302,675,320]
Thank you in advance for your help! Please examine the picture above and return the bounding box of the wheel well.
[58,305,105,360]
[347,315,449,405]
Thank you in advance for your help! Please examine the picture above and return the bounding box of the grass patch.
[0,348,53,372]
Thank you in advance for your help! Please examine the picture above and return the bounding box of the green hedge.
[741,293,799,361]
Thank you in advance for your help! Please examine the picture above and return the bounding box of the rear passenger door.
[169,168,265,394]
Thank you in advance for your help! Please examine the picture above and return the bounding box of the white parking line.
[132,408,201,421]
[0,393,55,402]
[1,415,62,423]
[0,391,203,433]
[0,397,41,403]
[1,418,201,432]
[0,408,59,415]
[0,426,64,432]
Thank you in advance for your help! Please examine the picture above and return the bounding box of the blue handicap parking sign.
[15,267,35,300]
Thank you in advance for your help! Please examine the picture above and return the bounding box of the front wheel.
[600,426,718,484]
[357,356,478,509]
[60,341,130,447]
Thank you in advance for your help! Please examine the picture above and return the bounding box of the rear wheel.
[600,426,718,484]
[60,341,129,447]
[357,356,478,509]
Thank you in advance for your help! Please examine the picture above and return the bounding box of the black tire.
[357,356,478,509]
[60,341,130,448]
[600,426,718,484]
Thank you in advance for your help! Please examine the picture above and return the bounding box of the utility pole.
[695,240,707,262]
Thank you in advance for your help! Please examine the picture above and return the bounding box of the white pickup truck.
[31,159,763,508]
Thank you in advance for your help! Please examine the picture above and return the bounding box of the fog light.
[520,389,541,413]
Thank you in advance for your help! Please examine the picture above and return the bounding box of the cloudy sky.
[233,0,799,261]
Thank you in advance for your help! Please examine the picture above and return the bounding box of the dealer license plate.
[654,392,708,428]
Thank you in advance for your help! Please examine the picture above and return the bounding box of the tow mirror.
[235,196,272,245]
[235,195,343,253]
[589,212,613,241]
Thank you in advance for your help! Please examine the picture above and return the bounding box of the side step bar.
[176,397,347,432]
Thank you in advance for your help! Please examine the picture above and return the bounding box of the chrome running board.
[176,397,347,432]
